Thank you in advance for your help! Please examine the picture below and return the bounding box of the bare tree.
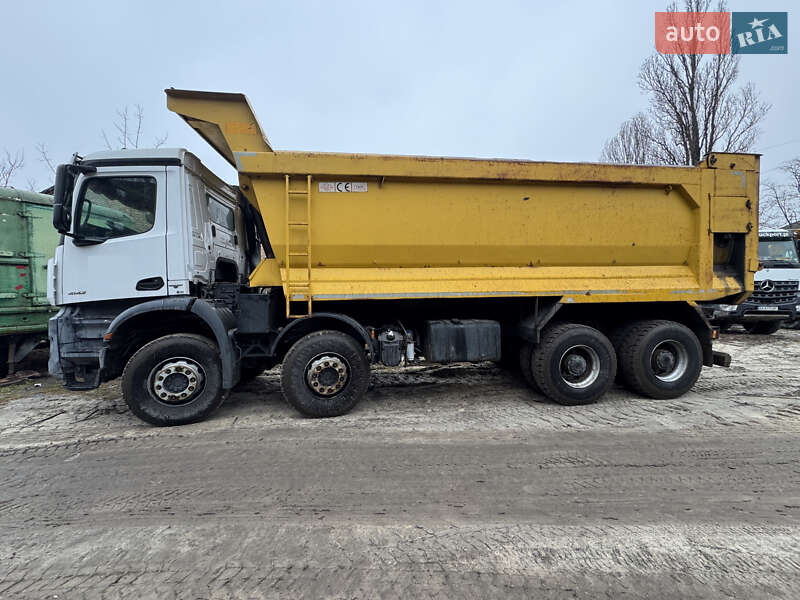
[760,159,800,228]
[0,149,25,187]
[601,0,770,165]
[36,142,56,175]
[600,113,658,164]
[102,104,168,150]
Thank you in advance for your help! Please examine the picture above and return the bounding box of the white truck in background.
[703,228,800,334]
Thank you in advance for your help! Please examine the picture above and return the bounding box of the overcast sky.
[1,0,797,190]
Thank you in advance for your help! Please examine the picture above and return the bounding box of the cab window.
[208,195,235,230]
[76,176,156,239]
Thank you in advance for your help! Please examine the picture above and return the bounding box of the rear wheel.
[121,334,225,426]
[744,321,783,335]
[281,330,370,418]
[617,320,702,399]
[531,323,616,406]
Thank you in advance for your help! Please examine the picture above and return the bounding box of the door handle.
[136,277,165,291]
[211,225,217,237]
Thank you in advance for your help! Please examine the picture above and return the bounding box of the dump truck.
[47,89,759,425]
[1,187,60,378]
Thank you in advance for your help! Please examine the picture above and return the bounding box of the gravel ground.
[0,329,799,599]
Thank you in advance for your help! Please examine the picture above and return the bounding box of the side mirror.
[52,164,75,233]
[52,162,95,233]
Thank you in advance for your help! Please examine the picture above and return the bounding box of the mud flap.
[712,351,732,367]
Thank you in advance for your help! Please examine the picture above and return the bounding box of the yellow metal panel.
[715,169,749,197]
[712,196,751,233]
[165,89,271,166]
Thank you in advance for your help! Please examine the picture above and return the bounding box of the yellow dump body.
[166,89,758,316]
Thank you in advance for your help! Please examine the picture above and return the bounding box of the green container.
[0,187,60,376]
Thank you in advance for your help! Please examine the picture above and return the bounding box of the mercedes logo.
[758,280,775,292]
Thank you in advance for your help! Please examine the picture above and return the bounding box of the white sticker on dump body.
[318,182,368,193]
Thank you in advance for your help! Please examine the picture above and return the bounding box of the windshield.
[758,239,800,265]
[76,176,156,240]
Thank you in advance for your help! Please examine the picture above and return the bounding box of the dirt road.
[1,330,799,598]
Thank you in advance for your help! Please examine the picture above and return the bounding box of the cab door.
[60,168,168,304]
[206,192,240,279]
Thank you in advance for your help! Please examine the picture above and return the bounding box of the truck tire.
[121,334,226,426]
[518,342,541,393]
[281,330,370,418]
[531,323,616,406]
[617,320,702,399]
[609,321,644,383]
[744,321,783,335]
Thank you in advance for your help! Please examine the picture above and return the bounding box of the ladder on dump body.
[284,175,312,317]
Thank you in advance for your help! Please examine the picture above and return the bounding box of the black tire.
[518,342,541,393]
[121,334,226,426]
[531,323,616,406]
[618,320,702,400]
[744,321,783,335]
[281,330,370,418]
[608,321,644,384]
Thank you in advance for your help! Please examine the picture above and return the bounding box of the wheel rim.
[558,344,601,389]
[305,353,350,397]
[148,357,205,405]
[650,339,689,383]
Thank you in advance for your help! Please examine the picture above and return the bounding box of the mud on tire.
[121,334,226,426]
[280,330,370,418]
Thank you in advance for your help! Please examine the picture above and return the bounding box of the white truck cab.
[703,227,800,333]
[48,148,245,306]
[48,149,270,401]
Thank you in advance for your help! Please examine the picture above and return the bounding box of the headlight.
[717,305,738,312]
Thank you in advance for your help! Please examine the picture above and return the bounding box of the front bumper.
[702,300,799,324]
[48,306,108,390]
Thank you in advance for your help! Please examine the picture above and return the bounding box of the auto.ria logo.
[732,13,787,54]
[655,11,788,54]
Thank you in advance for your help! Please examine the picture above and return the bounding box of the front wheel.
[281,330,370,418]
[531,323,616,406]
[121,334,226,426]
